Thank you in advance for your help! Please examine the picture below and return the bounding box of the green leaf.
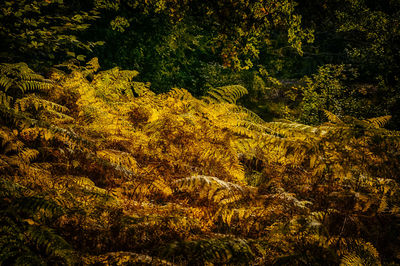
[77,55,86,61]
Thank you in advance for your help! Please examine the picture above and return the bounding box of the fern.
[0,91,12,109]
[15,95,69,113]
[96,149,138,173]
[165,87,195,101]
[0,180,76,265]
[0,63,52,97]
[1,59,398,264]
[163,237,255,265]
[337,239,381,266]
[324,109,344,124]
[117,178,173,199]
[174,175,247,205]
[364,115,392,128]
[83,252,173,265]
[203,85,248,104]
[214,206,278,236]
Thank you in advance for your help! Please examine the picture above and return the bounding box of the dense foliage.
[1,60,399,265]
[1,0,400,265]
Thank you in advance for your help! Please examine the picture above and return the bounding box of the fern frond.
[96,149,138,173]
[338,239,381,266]
[163,238,255,264]
[15,95,70,113]
[0,91,12,109]
[0,103,38,129]
[83,252,173,265]
[0,178,75,265]
[340,253,365,265]
[0,63,52,95]
[131,81,155,97]
[85,57,100,73]
[267,121,319,138]
[324,110,343,124]
[24,225,77,264]
[150,178,173,197]
[215,206,269,231]
[364,115,391,128]
[0,75,13,92]
[18,80,52,93]
[11,198,61,221]
[19,148,39,162]
[121,179,173,199]
[230,105,266,125]
[203,85,248,104]
[174,175,246,205]
[91,67,144,99]
[165,87,194,101]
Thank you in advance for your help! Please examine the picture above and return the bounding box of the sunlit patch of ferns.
[174,175,248,205]
[1,59,399,264]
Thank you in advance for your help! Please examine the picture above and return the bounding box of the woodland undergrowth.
[1,59,400,265]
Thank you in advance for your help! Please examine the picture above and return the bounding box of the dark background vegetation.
[1,0,400,265]
[2,0,399,127]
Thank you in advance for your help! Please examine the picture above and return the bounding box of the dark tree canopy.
[1,0,400,265]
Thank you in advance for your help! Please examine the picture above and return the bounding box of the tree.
[294,0,400,128]
[85,0,313,92]
[0,0,103,68]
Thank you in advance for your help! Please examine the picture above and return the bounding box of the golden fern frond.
[163,238,255,264]
[327,237,381,266]
[340,253,365,265]
[150,178,173,197]
[230,105,266,125]
[12,96,73,124]
[0,102,39,129]
[324,109,343,124]
[0,63,52,95]
[364,115,392,128]
[15,95,69,113]
[119,179,173,199]
[60,176,108,195]
[70,176,96,188]
[131,81,154,97]
[85,57,100,73]
[215,207,268,229]
[0,91,13,109]
[17,80,52,93]
[83,252,173,265]
[218,207,250,227]
[273,190,312,210]
[163,87,195,102]
[0,63,40,80]
[174,175,246,205]
[229,124,260,139]
[96,149,138,173]
[47,125,92,150]
[18,148,39,163]
[232,120,273,137]
[203,85,248,104]
[339,240,381,266]
[91,67,146,99]
[233,138,259,158]
[377,195,388,213]
[0,77,13,94]
[267,121,318,138]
